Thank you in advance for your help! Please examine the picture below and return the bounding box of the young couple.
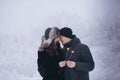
[37,27,95,80]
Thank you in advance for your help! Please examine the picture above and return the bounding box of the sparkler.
[68,50,75,60]
[66,48,70,60]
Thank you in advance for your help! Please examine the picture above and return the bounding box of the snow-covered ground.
[0,0,120,80]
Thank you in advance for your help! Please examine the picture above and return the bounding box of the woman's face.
[54,37,60,44]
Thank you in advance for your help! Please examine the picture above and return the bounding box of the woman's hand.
[59,61,66,68]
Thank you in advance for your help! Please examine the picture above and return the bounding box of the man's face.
[59,35,69,45]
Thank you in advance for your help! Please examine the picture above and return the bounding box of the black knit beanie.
[60,27,73,39]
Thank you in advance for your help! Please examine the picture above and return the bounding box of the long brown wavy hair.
[44,27,60,56]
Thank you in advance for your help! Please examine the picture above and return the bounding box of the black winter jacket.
[59,36,95,80]
[37,50,64,80]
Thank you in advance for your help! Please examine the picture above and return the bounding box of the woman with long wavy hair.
[37,27,64,80]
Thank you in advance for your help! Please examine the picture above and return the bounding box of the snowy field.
[0,0,120,80]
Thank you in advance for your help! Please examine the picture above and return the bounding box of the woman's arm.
[37,51,47,77]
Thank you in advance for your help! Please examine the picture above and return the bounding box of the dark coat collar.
[64,35,81,48]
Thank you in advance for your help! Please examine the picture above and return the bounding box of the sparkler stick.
[68,50,75,60]
[66,48,70,60]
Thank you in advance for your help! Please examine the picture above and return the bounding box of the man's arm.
[74,44,95,72]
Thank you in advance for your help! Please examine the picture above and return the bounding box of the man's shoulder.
[76,43,87,47]
[76,43,89,49]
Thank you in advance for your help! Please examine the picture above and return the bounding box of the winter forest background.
[0,0,120,80]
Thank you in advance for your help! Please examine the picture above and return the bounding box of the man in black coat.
[58,27,95,80]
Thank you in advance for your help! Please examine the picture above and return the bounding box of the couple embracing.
[37,27,95,80]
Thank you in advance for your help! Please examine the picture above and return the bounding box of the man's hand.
[59,61,66,68]
[66,60,76,68]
